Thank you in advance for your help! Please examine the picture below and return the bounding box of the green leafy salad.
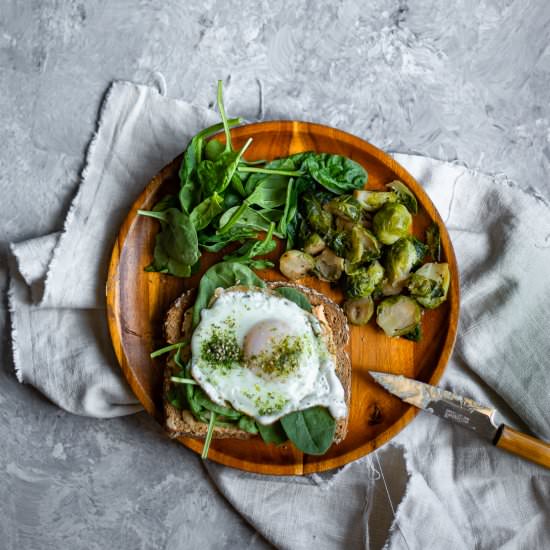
[142,81,451,458]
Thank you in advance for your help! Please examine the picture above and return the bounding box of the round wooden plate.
[106,121,459,475]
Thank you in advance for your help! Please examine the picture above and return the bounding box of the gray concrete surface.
[1,1,549,548]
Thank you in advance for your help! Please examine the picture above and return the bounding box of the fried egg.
[190,288,347,425]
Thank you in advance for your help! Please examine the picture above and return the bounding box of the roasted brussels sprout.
[303,194,333,235]
[385,237,427,285]
[335,216,355,232]
[346,260,384,298]
[279,250,315,280]
[354,190,398,212]
[378,278,406,297]
[376,295,422,338]
[344,296,374,325]
[387,181,418,214]
[372,203,412,245]
[347,225,381,264]
[314,249,345,282]
[407,262,450,309]
[328,230,349,257]
[323,195,362,222]
[303,233,326,256]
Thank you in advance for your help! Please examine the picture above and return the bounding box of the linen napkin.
[8,81,550,549]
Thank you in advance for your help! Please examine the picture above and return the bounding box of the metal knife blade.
[369,371,499,441]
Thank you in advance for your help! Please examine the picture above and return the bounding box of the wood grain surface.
[106,121,460,475]
[495,425,550,469]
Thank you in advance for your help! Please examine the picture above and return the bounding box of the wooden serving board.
[106,121,460,475]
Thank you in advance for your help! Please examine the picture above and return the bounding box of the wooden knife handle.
[495,425,550,469]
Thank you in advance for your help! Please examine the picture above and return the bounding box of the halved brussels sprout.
[323,195,362,222]
[376,295,422,338]
[354,190,398,212]
[408,262,450,309]
[346,260,384,298]
[347,225,381,264]
[386,180,418,214]
[372,203,412,245]
[314,249,345,282]
[378,278,406,296]
[279,250,315,280]
[303,233,326,256]
[344,296,374,325]
[385,237,427,285]
[303,194,333,235]
[335,216,355,232]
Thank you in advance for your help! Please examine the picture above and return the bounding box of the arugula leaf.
[274,287,313,312]
[280,406,336,455]
[189,192,224,231]
[192,262,265,327]
[138,208,200,276]
[303,153,367,194]
[223,223,276,268]
[257,421,288,445]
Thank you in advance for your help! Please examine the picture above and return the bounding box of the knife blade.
[370,371,550,469]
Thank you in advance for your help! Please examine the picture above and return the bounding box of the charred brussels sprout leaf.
[328,230,349,257]
[346,260,385,298]
[303,153,367,194]
[376,295,422,338]
[426,222,441,261]
[372,203,412,245]
[323,195,363,222]
[387,180,418,214]
[347,225,381,264]
[408,262,450,309]
[279,250,315,280]
[385,237,427,285]
[344,296,375,325]
[303,193,333,235]
[354,190,398,212]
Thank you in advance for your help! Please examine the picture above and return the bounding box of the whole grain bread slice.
[163,283,351,446]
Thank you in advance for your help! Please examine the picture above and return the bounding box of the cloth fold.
[8,80,550,549]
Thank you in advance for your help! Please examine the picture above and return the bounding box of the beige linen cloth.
[9,81,550,549]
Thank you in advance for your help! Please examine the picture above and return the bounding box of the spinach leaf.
[179,118,242,213]
[138,208,200,276]
[274,287,313,312]
[245,177,289,209]
[193,388,242,418]
[192,262,265,327]
[303,153,367,194]
[218,205,284,236]
[198,227,258,252]
[280,406,336,455]
[223,223,276,268]
[151,194,179,212]
[189,192,224,231]
[198,139,252,197]
[278,175,314,245]
[257,421,288,445]
[243,157,299,195]
[238,416,259,434]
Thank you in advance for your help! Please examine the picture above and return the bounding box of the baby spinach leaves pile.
[162,261,336,458]
[138,80,368,275]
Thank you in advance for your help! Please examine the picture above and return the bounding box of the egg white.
[190,288,347,425]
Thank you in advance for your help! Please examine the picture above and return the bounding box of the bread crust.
[163,283,351,446]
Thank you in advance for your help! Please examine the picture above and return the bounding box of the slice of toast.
[163,283,351,446]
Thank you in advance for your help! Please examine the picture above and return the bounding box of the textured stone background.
[1,1,549,548]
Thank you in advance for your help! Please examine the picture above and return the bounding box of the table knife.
[370,371,550,469]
